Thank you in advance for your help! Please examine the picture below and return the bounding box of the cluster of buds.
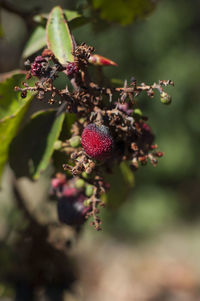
[15,42,173,230]
[30,56,49,77]
[50,173,90,226]
[50,173,107,230]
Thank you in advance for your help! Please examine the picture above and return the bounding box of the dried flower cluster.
[15,42,173,230]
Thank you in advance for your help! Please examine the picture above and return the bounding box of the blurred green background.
[0,0,200,300]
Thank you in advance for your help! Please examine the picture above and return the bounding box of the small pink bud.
[62,186,78,197]
[89,54,117,67]
[51,173,66,188]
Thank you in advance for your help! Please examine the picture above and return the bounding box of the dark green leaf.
[0,24,4,38]
[52,113,76,172]
[59,113,76,140]
[46,6,74,65]
[69,16,90,30]
[103,162,134,208]
[22,26,46,59]
[9,110,65,180]
[91,0,155,25]
[0,74,33,182]
[120,161,134,186]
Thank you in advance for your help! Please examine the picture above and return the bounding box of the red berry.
[81,124,113,160]
[66,62,79,76]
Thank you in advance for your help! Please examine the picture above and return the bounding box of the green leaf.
[22,26,46,59]
[69,16,90,30]
[111,78,124,87]
[0,74,33,182]
[59,113,76,140]
[120,161,134,186]
[52,113,76,172]
[0,70,25,83]
[91,0,155,25]
[64,10,82,21]
[0,24,4,38]
[23,11,88,59]
[103,162,134,208]
[9,110,65,180]
[34,10,82,24]
[46,6,75,65]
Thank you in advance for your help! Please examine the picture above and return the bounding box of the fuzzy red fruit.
[81,124,113,160]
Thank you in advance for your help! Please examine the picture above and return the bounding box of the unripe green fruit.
[75,178,85,189]
[160,92,172,105]
[69,136,81,148]
[82,171,89,179]
[54,140,62,150]
[133,108,142,116]
[83,198,92,207]
[85,184,94,197]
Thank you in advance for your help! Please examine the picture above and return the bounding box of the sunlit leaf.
[23,10,89,59]
[0,74,33,183]
[46,6,74,65]
[22,26,46,59]
[34,10,89,30]
[9,110,65,180]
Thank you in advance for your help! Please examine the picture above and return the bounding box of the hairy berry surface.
[81,124,113,160]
